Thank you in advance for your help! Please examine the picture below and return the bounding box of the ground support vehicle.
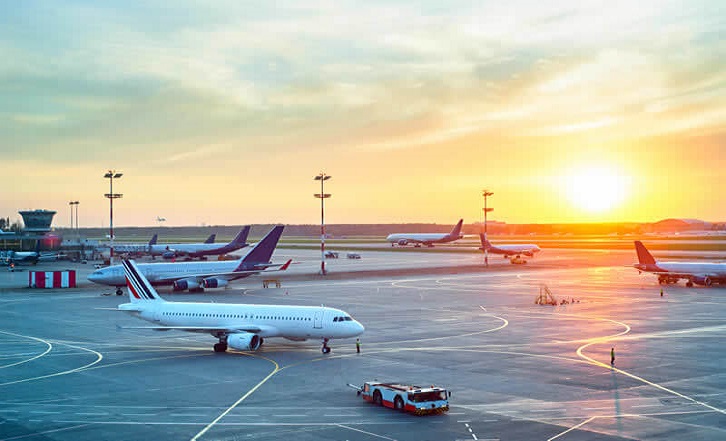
[348,381,449,415]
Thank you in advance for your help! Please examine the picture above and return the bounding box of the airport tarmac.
[0,248,724,440]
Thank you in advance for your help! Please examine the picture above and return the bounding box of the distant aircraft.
[478,234,541,262]
[117,258,364,353]
[634,241,726,287]
[150,227,249,260]
[156,216,166,222]
[2,241,61,265]
[108,234,159,258]
[89,226,288,294]
[386,219,464,247]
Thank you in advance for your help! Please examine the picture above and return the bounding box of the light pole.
[104,171,123,265]
[69,200,79,240]
[482,190,493,267]
[314,173,331,275]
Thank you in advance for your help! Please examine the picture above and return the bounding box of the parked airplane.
[111,234,159,257]
[89,226,287,295]
[2,241,50,265]
[0,228,15,236]
[150,227,248,260]
[479,234,541,262]
[118,258,364,353]
[634,241,726,287]
[386,219,464,247]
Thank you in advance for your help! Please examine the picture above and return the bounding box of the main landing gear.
[321,338,331,354]
[116,288,123,296]
[214,335,228,353]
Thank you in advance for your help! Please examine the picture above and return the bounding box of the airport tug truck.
[348,381,450,415]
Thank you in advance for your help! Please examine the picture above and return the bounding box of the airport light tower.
[314,172,331,275]
[68,200,79,239]
[482,190,494,267]
[104,171,123,265]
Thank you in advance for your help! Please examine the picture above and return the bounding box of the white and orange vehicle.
[349,381,449,415]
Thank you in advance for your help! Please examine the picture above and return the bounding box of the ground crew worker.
[660,288,663,297]
[610,347,615,366]
[356,338,361,354]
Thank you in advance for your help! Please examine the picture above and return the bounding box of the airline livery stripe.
[123,260,155,300]
[122,261,147,300]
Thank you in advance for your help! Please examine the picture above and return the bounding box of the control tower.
[19,209,56,234]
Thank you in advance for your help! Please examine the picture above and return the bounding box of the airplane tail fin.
[449,219,464,238]
[122,259,166,303]
[204,234,216,244]
[230,226,251,246]
[235,226,284,270]
[479,233,492,249]
[148,234,158,246]
[634,241,656,265]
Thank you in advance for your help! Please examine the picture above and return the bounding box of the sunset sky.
[2,1,724,227]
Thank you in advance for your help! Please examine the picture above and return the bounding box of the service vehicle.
[347,252,361,259]
[510,256,527,264]
[325,251,339,259]
[348,381,449,415]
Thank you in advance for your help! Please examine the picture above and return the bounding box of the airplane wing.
[117,324,266,334]
[153,259,293,284]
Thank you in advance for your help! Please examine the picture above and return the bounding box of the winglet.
[280,259,293,271]
[634,241,656,265]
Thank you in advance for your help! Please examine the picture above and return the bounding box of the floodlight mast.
[314,173,331,275]
[104,171,123,265]
[482,190,494,267]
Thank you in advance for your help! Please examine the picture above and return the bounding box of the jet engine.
[202,278,228,289]
[162,251,177,259]
[397,239,409,246]
[173,279,200,291]
[692,276,712,286]
[228,333,262,351]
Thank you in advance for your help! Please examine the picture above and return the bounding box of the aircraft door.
[313,309,323,329]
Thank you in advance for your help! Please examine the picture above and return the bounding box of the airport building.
[19,209,56,234]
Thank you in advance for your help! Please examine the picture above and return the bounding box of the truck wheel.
[394,396,404,411]
[373,390,382,405]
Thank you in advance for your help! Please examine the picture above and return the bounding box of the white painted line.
[335,424,397,440]
[632,404,662,408]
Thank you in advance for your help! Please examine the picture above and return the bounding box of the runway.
[0,248,724,440]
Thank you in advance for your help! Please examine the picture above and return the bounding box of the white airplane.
[386,219,464,247]
[634,241,726,287]
[89,226,287,294]
[118,258,364,353]
[478,234,541,262]
[150,227,248,260]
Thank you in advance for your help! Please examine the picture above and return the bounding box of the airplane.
[633,240,726,287]
[118,258,363,353]
[150,227,248,260]
[89,226,288,295]
[478,234,541,263]
[2,243,62,266]
[0,228,15,236]
[110,234,159,257]
[386,219,464,247]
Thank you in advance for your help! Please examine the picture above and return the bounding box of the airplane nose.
[87,272,100,282]
[355,321,365,335]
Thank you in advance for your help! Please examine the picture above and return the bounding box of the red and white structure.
[28,270,77,289]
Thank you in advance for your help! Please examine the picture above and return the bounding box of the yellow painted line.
[190,353,280,441]
[547,416,596,441]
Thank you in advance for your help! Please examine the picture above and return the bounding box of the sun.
[565,165,629,213]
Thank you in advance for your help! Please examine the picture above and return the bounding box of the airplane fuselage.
[120,302,364,340]
[89,260,243,286]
